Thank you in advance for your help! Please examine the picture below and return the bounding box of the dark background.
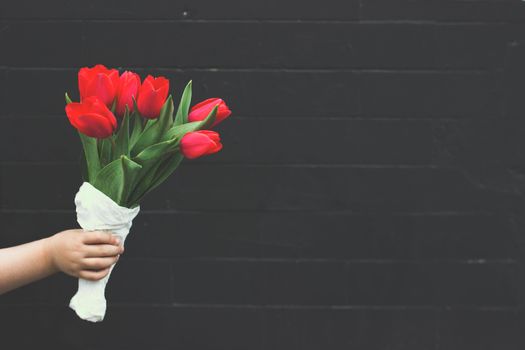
[2,0,525,349]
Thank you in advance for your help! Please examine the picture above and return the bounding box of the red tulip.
[188,98,231,127]
[65,96,117,138]
[180,130,222,159]
[78,64,120,107]
[136,75,170,119]
[116,71,141,117]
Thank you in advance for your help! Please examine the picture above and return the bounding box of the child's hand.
[45,229,124,281]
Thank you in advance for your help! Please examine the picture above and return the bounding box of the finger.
[81,256,119,270]
[79,268,110,281]
[83,244,123,258]
[82,231,120,245]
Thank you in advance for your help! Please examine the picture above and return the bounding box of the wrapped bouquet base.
[69,181,140,322]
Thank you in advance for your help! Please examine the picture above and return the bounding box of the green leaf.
[174,80,192,125]
[128,152,184,207]
[126,157,164,207]
[160,121,202,142]
[130,95,174,157]
[160,106,218,142]
[65,92,73,104]
[78,147,88,182]
[129,96,144,148]
[98,137,113,167]
[133,137,179,163]
[78,131,101,183]
[114,107,130,157]
[199,104,218,129]
[146,152,184,196]
[127,137,180,206]
[120,156,143,205]
[93,155,143,206]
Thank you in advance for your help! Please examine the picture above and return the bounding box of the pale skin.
[0,229,124,295]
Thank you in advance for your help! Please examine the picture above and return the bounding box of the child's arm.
[0,229,124,295]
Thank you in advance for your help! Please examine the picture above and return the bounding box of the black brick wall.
[2,1,525,349]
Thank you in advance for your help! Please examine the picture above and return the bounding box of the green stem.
[78,132,101,183]
[110,137,116,156]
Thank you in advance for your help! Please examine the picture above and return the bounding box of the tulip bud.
[116,71,141,117]
[136,75,170,119]
[78,64,120,108]
[188,98,232,127]
[65,96,117,138]
[180,130,223,159]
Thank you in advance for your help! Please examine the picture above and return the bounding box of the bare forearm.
[0,237,57,295]
[0,229,123,295]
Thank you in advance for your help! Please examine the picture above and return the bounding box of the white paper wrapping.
[69,181,140,322]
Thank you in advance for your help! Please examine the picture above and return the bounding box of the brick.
[361,0,525,22]
[434,119,525,167]
[259,213,518,260]
[128,212,264,258]
[1,21,84,67]
[361,72,501,118]
[437,1,525,22]
[262,308,438,350]
[215,118,427,165]
[353,23,438,69]
[172,260,266,304]
[435,24,512,69]
[172,260,347,305]
[4,69,77,117]
[503,41,525,118]
[360,0,438,21]
[0,117,80,162]
[0,22,9,66]
[0,68,6,116]
[346,262,518,306]
[106,259,171,303]
[263,261,347,305]
[438,310,524,350]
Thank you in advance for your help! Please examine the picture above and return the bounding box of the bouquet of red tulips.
[64,64,231,322]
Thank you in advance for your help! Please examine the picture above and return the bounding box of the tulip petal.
[180,130,222,159]
[65,96,117,138]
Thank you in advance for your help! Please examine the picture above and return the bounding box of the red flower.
[180,130,223,159]
[188,98,231,127]
[116,71,141,117]
[136,75,170,119]
[78,64,120,107]
[65,96,117,138]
